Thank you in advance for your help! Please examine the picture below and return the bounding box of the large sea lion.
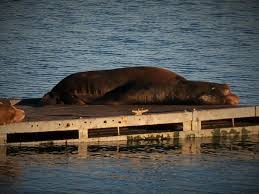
[0,103,25,125]
[42,66,239,105]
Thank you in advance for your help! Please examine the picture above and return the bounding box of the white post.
[79,128,88,142]
[0,133,7,145]
[192,109,201,131]
[183,121,192,131]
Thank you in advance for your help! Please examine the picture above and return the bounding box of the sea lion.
[42,66,239,105]
[0,103,25,125]
[0,98,11,105]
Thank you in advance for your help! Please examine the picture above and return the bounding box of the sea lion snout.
[220,84,239,105]
[222,88,230,96]
[224,93,240,105]
[211,83,240,105]
[214,83,230,96]
[196,83,239,105]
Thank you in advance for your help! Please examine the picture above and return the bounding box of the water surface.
[0,0,259,193]
[0,0,259,104]
[1,137,259,193]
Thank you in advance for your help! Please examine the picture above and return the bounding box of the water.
[1,0,259,193]
[1,137,259,193]
[0,0,259,104]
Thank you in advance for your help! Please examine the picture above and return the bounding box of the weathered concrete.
[5,125,257,146]
[0,104,258,145]
[256,106,259,117]
[196,106,256,121]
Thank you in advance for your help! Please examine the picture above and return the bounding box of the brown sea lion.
[42,66,239,105]
[0,98,11,105]
[0,103,25,125]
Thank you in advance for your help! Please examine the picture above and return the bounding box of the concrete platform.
[0,99,258,145]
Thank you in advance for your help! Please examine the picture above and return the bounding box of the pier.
[0,99,258,145]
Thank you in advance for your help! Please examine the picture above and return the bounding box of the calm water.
[1,137,259,193]
[0,0,259,104]
[1,0,259,193]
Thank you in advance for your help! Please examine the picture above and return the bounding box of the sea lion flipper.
[61,93,86,105]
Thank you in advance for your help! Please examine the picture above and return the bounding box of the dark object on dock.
[42,66,239,105]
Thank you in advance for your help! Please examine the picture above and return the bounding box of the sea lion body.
[42,66,239,105]
[0,103,25,125]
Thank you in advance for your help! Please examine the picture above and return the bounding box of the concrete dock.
[0,100,259,145]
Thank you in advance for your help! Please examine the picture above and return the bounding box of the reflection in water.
[1,136,259,193]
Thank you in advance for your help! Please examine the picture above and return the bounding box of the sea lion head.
[42,92,61,105]
[189,81,240,105]
[0,103,25,125]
